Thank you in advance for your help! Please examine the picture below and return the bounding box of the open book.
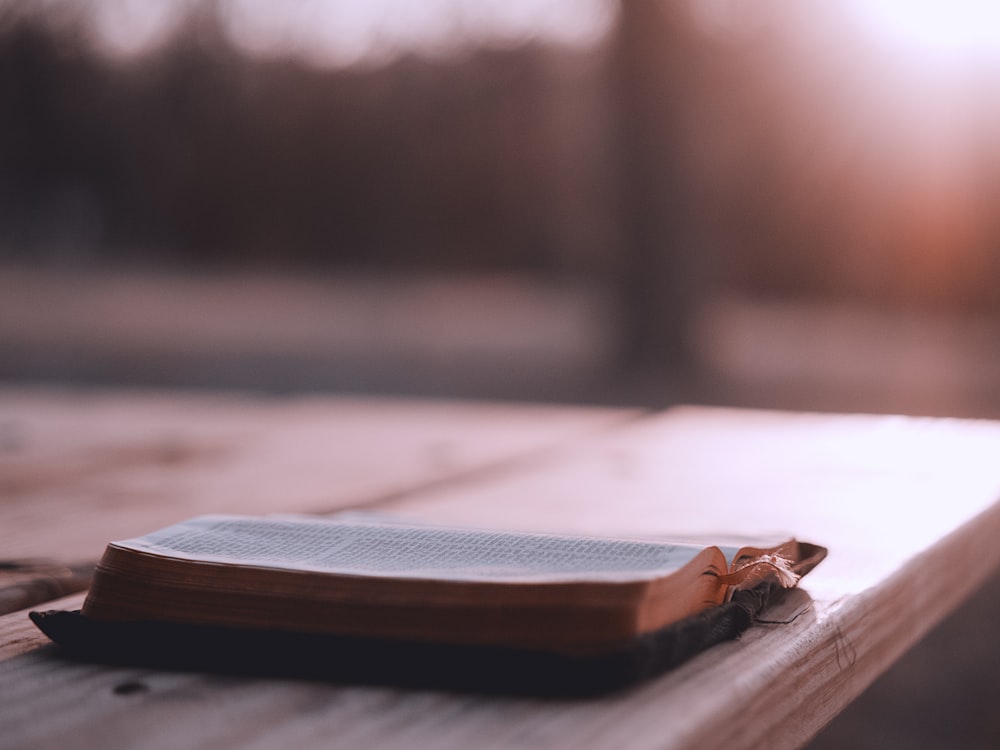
[33,514,825,693]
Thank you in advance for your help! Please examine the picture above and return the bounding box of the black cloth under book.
[30,582,789,697]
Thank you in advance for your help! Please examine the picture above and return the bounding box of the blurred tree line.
[2,0,1000,317]
[0,1,615,276]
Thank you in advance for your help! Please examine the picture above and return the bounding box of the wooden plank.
[4,406,1000,749]
[0,563,93,615]
[0,593,86,662]
[0,387,635,565]
[376,407,1000,747]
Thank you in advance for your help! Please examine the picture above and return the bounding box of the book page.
[115,515,713,583]
[275,511,790,568]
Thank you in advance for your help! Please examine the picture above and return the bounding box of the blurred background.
[2,0,1000,745]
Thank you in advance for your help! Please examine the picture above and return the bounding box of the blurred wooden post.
[610,1,705,376]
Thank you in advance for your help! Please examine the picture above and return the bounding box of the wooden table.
[3,388,1000,749]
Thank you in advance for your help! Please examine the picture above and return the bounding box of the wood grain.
[0,563,93,615]
[0,593,86,662]
[0,387,634,565]
[4,396,1000,750]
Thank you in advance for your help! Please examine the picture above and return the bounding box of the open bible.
[32,514,825,694]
